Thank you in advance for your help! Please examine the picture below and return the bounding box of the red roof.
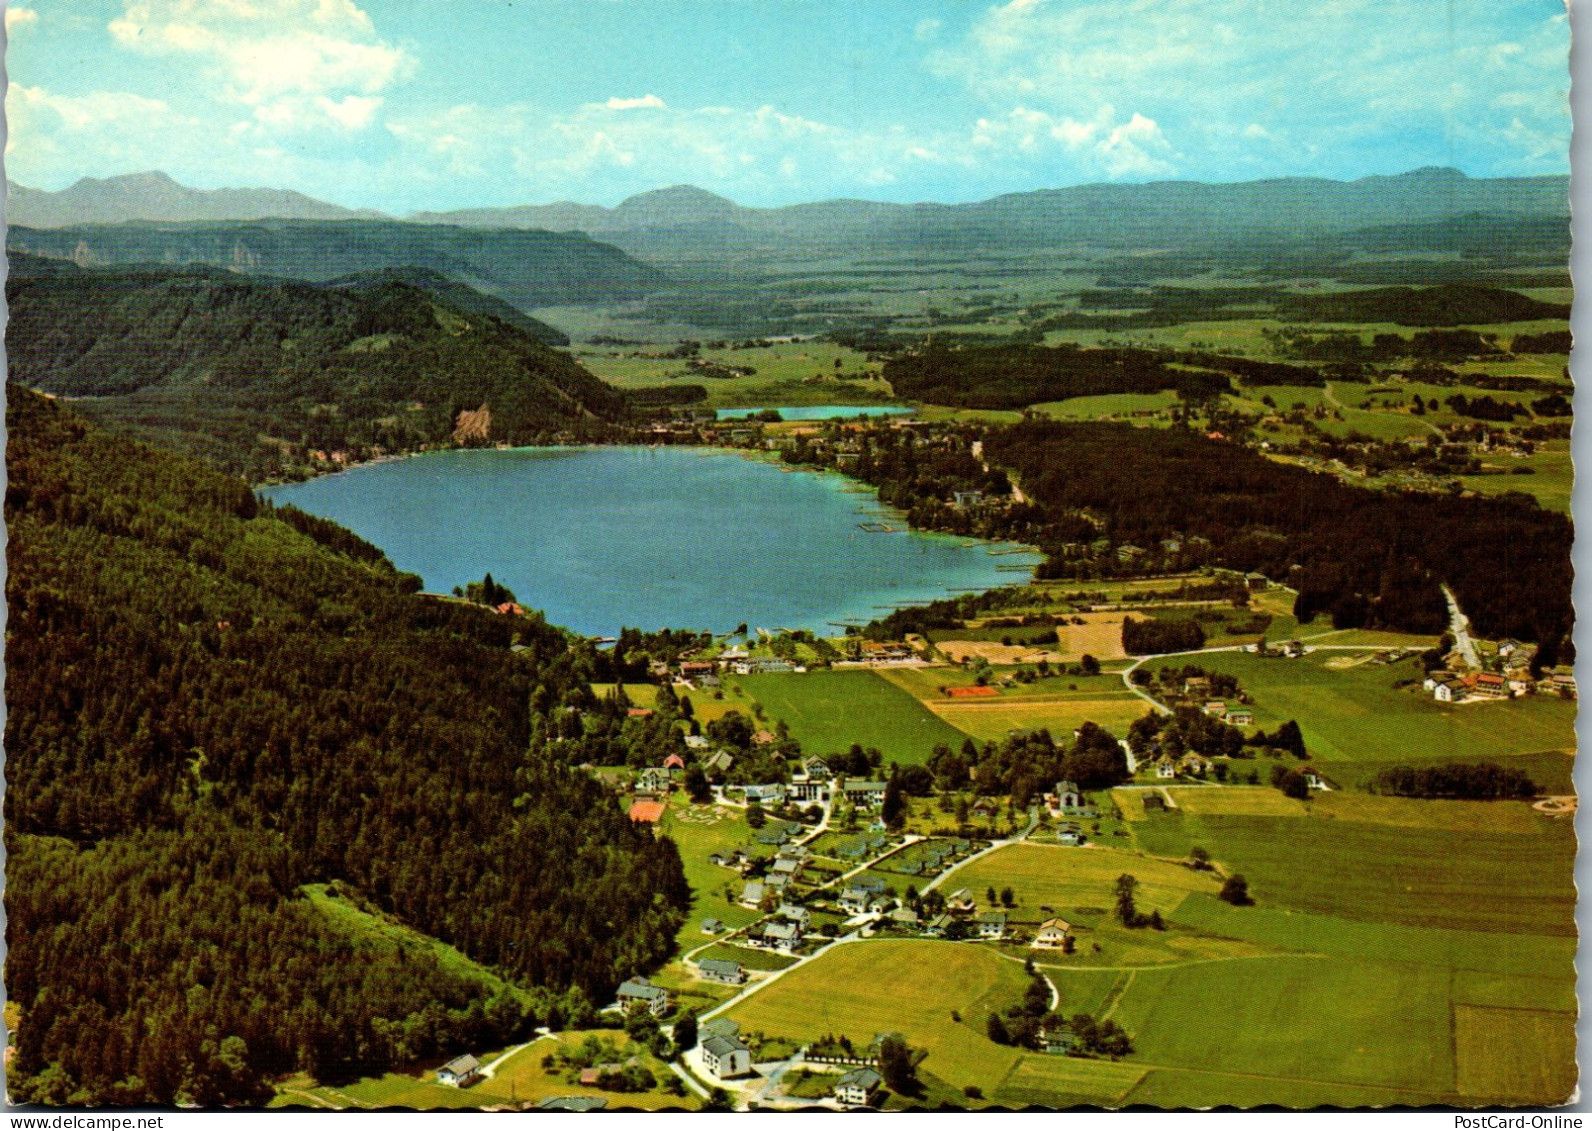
[663,753,686,769]
[945,684,999,699]
[627,708,654,718]
[628,800,666,823]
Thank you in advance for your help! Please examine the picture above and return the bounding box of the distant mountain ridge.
[6,218,669,310]
[6,170,389,227]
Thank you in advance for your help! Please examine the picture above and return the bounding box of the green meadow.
[733,669,971,765]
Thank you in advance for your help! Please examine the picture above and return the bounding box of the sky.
[3,0,1573,213]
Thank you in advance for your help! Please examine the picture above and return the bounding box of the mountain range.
[12,167,1569,245]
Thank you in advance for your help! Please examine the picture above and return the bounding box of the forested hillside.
[5,392,690,1104]
[6,261,626,481]
[982,422,1574,661]
[6,218,667,309]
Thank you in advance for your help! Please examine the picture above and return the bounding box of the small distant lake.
[262,446,1040,636]
[715,405,912,421]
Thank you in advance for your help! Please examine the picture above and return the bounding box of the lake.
[262,446,1041,636]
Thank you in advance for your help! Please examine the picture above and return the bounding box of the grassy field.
[1180,651,1577,766]
[657,798,765,952]
[1455,441,1574,514]
[1131,807,1577,936]
[723,940,1032,1091]
[925,694,1149,742]
[732,669,971,764]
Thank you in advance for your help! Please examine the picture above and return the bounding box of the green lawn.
[733,669,972,765]
[1182,651,1577,765]
[657,798,765,953]
[723,940,1031,1089]
[1130,809,1577,936]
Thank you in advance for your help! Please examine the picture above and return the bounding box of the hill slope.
[6,218,669,311]
[6,260,626,480]
[4,390,691,1104]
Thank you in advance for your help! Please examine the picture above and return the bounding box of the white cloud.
[604,94,666,111]
[107,0,409,133]
[6,6,38,33]
[914,17,942,42]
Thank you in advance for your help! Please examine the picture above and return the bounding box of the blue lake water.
[262,446,1040,636]
[714,405,911,421]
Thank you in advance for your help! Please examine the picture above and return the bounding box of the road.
[1443,584,1480,669]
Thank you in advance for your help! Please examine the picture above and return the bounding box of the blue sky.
[4,0,1572,213]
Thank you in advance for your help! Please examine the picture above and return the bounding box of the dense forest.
[5,391,690,1104]
[6,260,628,481]
[983,422,1574,660]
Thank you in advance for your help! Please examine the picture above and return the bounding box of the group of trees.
[987,968,1133,1059]
[982,422,1572,663]
[1121,616,1206,656]
[926,724,1130,804]
[6,392,691,1104]
[1366,761,1539,800]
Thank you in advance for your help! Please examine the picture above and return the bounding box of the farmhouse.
[702,1034,752,1079]
[743,783,787,805]
[946,888,976,913]
[1431,677,1464,703]
[1179,752,1213,776]
[1054,780,1083,809]
[771,857,802,877]
[1245,572,1269,592]
[636,767,672,794]
[777,903,812,927]
[976,911,1008,939]
[760,920,802,947]
[1471,672,1509,700]
[839,886,872,914]
[1034,918,1072,948]
[705,750,735,774]
[1202,700,1228,717]
[1056,828,1086,847]
[787,776,828,803]
[697,958,747,985]
[1155,756,1178,780]
[1226,707,1254,726]
[663,752,686,771]
[739,881,767,907]
[701,918,725,935]
[684,733,710,750]
[436,1054,480,1087]
[834,1067,883,1107]
[616,977,670,1018]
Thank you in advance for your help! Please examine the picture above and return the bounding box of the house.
[697,958,747,985]
[922,912,954,937]
[636,767,672,794]
[1179,752,1212,776]
[976,911,1008,939]
[1302,766,1328,791]
[834,1067,883,1107]
[743,783,786,805]
[968,798,1000,820]
[616,977,670,1018]
[1245,572,1269,592]
[739,881,767,908]
[761,920,801,947]
[705,750,735,774]
[777,903,812,927]
[627,707,654,719]
[1056,829,1086,847]
[953,489,985,508]
[1202,700,1228,717]
[627,799,666,823]
[1183,676,1212,697]
[663,753,686,771]
[702,1034,752,1079]
[1432,678,1464,703]
[1226,708,1254,727]
[839,886,872,914]
[1041,1023,1078,1055]
[771,857,802,877]
[1034,918,1072,948]
[680,661,717,680]
[1472,673,1509,700]
[752,730,778,746]
[787,776,828,803]
[890,907,921,928]
[701,918,725,935]
[946,888,976,913]
[578,1063,623,1087]
[1054,780,1082,809]
[1155,756,1178,780]
[436,1054,481,1087]
[1116,544,1146,562]
[764,873,791,892]
[803,756,832,778]
[840,780,889,808]
[537,1097,607,1111]
[684,734,710,750]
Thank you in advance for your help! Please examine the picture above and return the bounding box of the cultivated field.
[926,694,1149,743]
[733,669,970,764]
